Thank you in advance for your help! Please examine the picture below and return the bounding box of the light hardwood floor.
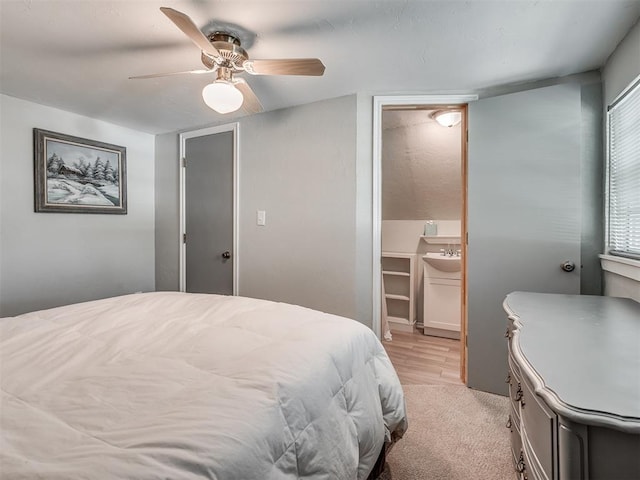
[383,330,462,386]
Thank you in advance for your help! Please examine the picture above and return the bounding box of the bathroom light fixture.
[202,80,244,114]
[432,110,462,127]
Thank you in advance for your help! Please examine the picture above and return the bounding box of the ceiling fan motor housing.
[201,32,248,70]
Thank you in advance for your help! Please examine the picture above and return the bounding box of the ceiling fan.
[129,7,325,114]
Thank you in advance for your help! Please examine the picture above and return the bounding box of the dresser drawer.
[507,354,523,425]
[508,348,522,382]
[509,404,522,465]
[520,374,556,480]
[522,433,546,480]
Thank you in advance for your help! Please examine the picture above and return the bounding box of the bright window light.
[607,77,640,259]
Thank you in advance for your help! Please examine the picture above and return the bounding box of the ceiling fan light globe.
[202,81,244,114]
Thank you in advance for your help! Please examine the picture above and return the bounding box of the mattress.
[0,292,407,479]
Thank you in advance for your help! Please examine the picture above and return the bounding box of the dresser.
[503,292,640,480]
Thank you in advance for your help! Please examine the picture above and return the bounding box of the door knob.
[222,251,231,259]
[561,261,575,272]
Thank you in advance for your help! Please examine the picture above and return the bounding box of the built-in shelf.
[421,235,461,245]
[386,315,411,325]
[381,252,416,331]
[385,293,410,301]
[382,270,411,277]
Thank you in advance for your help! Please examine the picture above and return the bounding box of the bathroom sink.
[423,252,461,272]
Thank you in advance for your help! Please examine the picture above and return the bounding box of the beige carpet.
[380,385,513,480]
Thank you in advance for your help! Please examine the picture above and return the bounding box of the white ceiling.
[1,0,639,134]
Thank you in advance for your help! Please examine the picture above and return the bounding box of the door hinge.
[183,233,187,243]
[182,157,186,168]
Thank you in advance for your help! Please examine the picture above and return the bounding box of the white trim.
[371,94,478,339]
[600,254,640,282]
[604,99,611,255]
[179,123,240,295]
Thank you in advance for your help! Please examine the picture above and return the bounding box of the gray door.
[467,84,581,395]
[185,131,234,295]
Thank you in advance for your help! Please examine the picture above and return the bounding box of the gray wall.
[580,82,604,296]
[0,94,156,317]
[238,96,357,318]
[155,95,358,320]
[603,18,640,105]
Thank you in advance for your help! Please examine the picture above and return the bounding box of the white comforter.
[0,292,407,479]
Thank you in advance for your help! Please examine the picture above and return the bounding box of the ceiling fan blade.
[129,69,212,80]
[234,79,263,114]
[243,58,325,76]
[159,7,221,59]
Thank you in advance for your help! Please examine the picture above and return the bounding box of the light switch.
[257,210,266,226]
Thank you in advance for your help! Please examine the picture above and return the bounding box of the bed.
[0,292,407,479]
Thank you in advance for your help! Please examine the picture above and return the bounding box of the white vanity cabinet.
[422,253,461,338]
[503,292,640,480]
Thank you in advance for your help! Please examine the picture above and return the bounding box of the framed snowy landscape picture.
[34,129,127,214]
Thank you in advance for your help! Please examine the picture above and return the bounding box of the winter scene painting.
[34,129,127,214]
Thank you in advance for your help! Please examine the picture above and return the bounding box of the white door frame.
[372,95,477,339]
[179,122,240,295]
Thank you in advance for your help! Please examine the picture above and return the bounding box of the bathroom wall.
[382,110,462,221]
[382,220,461,252]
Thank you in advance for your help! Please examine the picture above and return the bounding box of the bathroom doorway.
[372,95,473,384]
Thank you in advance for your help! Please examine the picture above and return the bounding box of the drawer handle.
[515,386,523,401]
[516,451,526,473]
[505,373,511,384]
[506,415,512,430]
[515,384,525,407]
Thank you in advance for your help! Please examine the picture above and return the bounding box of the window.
[607,76,640,260]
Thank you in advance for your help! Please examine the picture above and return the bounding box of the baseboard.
[422,327,460,340]
[389,322,415,334]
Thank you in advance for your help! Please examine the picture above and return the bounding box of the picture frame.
[34,128,127,214]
